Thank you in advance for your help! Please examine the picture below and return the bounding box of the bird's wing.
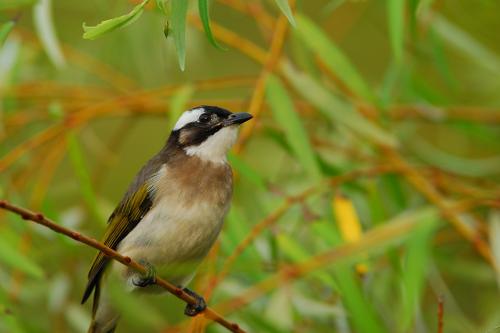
[81,180,154,305]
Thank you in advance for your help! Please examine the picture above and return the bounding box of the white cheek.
[184,126,238,164]
[173,108,204,130]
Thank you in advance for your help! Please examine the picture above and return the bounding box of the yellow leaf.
[333,193,363,243]
[333,193,368,275]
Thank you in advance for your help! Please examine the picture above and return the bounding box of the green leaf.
[277,234,337,287]
[0,232,44,279]
[198,0,225,50]
[155,0,166,13]
[380,173,407,214]
[432,14,500,74]
[408,137,500,177]
[324,200,387,333]
[295,14,375,103]
[221,207,260,266]
[33,0,66,68]
[67,132,104,223]
[273,0,296,26]
[168,84,194,130]
[282,62,399,148]
[427,27,457,89]
[400,214,437,330]
[172,0,189,71]
[0,21,15,47]
[408,0,420,37]
[387,0,406,63]
[266,74,322,181]
[334,264,386,333]
[228,153,267,191]
[82,0,149,40]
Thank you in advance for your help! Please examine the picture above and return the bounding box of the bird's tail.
[87,319,116,333]
[86,280,119,333]
[87,321,117,333]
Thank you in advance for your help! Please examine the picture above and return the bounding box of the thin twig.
[437,294,444,333]
[0,200,246,333]
[234,2,292,153]
[385,149,498,271]
[213,208,433,315]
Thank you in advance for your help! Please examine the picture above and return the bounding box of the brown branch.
[437,294,444,333]
[385,149,498,271]
[233,1,293,153]
[0,200,246,333]
[213,207,432,315]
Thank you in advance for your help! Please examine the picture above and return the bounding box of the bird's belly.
[116,198,227,285]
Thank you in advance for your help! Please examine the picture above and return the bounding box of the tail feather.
[92,280,101,317]
[86,279,120,333]
[87,320,117,333]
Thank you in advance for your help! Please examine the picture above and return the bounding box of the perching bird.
[81,106,252,333]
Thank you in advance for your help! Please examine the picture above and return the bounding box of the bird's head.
[169,106,252,163]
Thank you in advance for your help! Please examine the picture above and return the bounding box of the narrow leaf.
[155,0,166,13]
[266,74,322,181]
[0,233,44,279]
[333,194,368,274]
[172,0,189,70]
[333,193,363,243]
[168,84,194,130]
[67,132,104,223]
[408,137,500,177]
[273,0,296,26]
[334,265,386,333]
[33,0,66,68]
[277,234,338,287]
[328,197,386,333]
[282,62,398,148]
[408,0,420,37]
[82,0,149,40]
[228,153,267,191]
[198,0,225,50]
[295,14,374,102]
[432,14,500,74]
[387,0,406,63]
[429,27,456,89]
[400,214,437,330]
[0,21,15,47]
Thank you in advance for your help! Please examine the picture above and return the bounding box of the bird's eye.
[199,113,211,123]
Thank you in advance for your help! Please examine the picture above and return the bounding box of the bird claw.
[182,288,207,317]
[132,260,157,287]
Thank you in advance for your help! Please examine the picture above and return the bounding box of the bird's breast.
[117,158,232,269]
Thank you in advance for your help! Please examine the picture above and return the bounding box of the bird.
[81,105,252,333]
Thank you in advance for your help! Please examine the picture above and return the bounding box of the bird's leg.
[132,259,157,287]
[182,287,207,317]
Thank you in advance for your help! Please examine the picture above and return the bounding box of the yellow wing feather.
[81,185,153,304]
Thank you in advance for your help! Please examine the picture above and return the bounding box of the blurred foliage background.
[1,0,500,332]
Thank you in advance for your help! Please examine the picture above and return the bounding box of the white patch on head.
[185,126,238,164]
[173,108,204,131]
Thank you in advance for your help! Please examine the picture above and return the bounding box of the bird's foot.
[132,260,157,287]
[182,287,207,317]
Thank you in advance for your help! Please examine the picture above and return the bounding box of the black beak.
[223,112,253,126]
